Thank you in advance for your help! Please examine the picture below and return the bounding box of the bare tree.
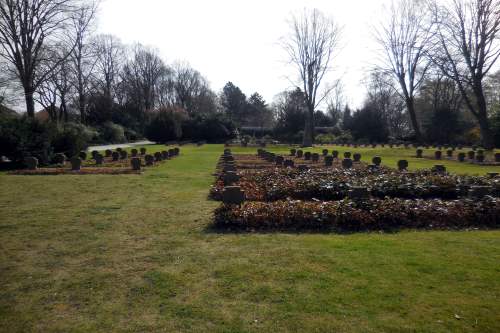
[120,44,167,113]
[68,1,98,123]
[35,45,72,121]
[326,79,345,126]
[430,0,500,149]
[172,61,215,115]
[0,0,76,117]
[365,70,409,138]
[93,34,125,104]
[281,8,342,146]
[374,0,434,142]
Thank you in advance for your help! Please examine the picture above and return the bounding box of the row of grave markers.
[216,149,498,204]
[24,147,180,171]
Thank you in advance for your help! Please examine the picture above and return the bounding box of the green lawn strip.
[1,144,499,332]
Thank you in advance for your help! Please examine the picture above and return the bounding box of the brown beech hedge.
[213,198,500,232]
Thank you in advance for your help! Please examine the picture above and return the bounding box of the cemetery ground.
[1,144,500,332]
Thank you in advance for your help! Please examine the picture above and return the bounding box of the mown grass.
[0,144,499,332]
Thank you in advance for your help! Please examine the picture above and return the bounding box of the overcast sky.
[97,0,392,109]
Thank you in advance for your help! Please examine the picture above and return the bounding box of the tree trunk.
[406,98,422,142]
[474,90,494,149]
[302,105,314,147]
[24,86,36,118]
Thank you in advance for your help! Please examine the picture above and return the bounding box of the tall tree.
[0,0,77,117]
[246,92,273,127]
[120,44,167,112]
[68,1,98,123]
[430,0,500,148]
[375,0,434,142]
[93,34,125,105]
[221,82,247,126]
[365,71,409,138]
[281,8,342,146]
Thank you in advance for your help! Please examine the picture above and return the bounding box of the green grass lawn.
[1,144,499,332]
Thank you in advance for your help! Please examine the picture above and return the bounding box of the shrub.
[315,133,335,144]
[99,121,126,143]
[145,107,186,143]
[0,116,55,164]
[182,113,236,143]
[52,122,97,158]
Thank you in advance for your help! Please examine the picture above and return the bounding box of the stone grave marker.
[71,157,82,171]
[95,153,104,165]
[25,156,38,170]
[342,158,353,169]
[398,160,408,171]
[223,171,239,186]
[131,157,141,171]
[468,186,491,199]
[54,153,66,165]
[222,186,245,205]
[145,154,154,166]
[120,150,128,160]
[433,165,446,173]
[348,186,369,200]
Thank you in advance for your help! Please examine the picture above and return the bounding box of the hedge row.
[213,198,500,232]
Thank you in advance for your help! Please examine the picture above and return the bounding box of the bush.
[0,117,98,165]
[99,121,126,143]
[145,107,185,143]
[182,113,236,143]
[52,122,97,158]
[315,133,335,144]
[0,116,55,164]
